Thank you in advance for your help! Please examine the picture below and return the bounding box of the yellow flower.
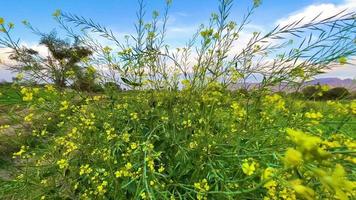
[279,188,296,200]
[13,145,28,158]
[33,88,40,94]
[24,113,34,122]
[103,46,112,53]
[181,79,191,89]
[130,142,138,150]
[290,179,315,200]
[0,18,4,25]
[79,164,93,175]
[263,94,286,111]
[60,101,69,111]
[284,148,303,168]
[286,128,329,160]
[231,102,246,118]
[0,124,10,130]
[21,87,34,101]
[350,100,356,114]
[115,170,123,178]
[305,111,323,120]
[23,92,33,102]
[158,165,165,173]
[130,112,139,121]
[194,179,210,200]
[96,181,108,195]
[194,179,210,191]
[313,164,355,200]
[140,192,147,199]
[122,132,130,142]
[261,167,277,188]
[52,9,61,17]
[241,159,257,176]
[45,84,55,92]
[57,159,69,169]
[338,56,347,65]
[125,162,133,170]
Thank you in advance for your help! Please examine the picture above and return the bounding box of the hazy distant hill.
[305,78,356,91]
[229,78,356,92]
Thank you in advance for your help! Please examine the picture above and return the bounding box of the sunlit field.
[0,0,356,199]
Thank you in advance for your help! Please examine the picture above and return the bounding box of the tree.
[37,32,92,88]
[0,22,92,88]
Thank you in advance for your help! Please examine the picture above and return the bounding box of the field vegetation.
[0,0,355,199]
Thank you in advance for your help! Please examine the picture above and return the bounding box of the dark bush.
[322,87,350,100]
[302,85,320,99]
[349,91,356,100]
[289,91,304,99]
[302,85,350,100]
[103,82,122,91]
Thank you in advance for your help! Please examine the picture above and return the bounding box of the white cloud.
[165,24,199,43]
[0,42,50,81]
[319,57,356,79]
[273,0,356,79]
[276,0,356,27]
[0,42,49,65]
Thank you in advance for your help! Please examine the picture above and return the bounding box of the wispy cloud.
[272,0,356,79]
[0,42,51,81]
[319,57,356,79]
[275,0,356,27]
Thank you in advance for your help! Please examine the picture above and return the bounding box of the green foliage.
[0,0,355,199]
[0,85,355,199]
[302,85,351,100]
[322,87,351,100]
[55,0,356,90]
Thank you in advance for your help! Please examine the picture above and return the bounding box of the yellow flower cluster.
[0,124,10,132]
[12,145,29,158]
[290,179,315,200]
[96,181,108,196]
[350,100,356,114]
[44,84,55,93]
[312,164,355,200]
[57,159,69,169]
[283,128,355,199]
[20,87,33,101]
[284,148,303,168]
[285,128,329,161]
[130,112,139,121]
[241,159,257,176]
[304,111,323,125]
[24,113,34,122]
[115,162,134,178]
[194,179,210,200]
[79,164,93,175]
[263,94,286,111]
[60,100,69,111]
[231,102,246,119]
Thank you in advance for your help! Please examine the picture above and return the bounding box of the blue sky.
[0,0,343,42]
[0,0,355,81]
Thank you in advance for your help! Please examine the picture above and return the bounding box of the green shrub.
[322,87,350,100]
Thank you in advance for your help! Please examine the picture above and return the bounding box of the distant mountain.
[305,78,356,91]
[229,78,356,92]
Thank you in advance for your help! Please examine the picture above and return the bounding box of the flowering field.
[1,0,356,199]
[0,83,355,199]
